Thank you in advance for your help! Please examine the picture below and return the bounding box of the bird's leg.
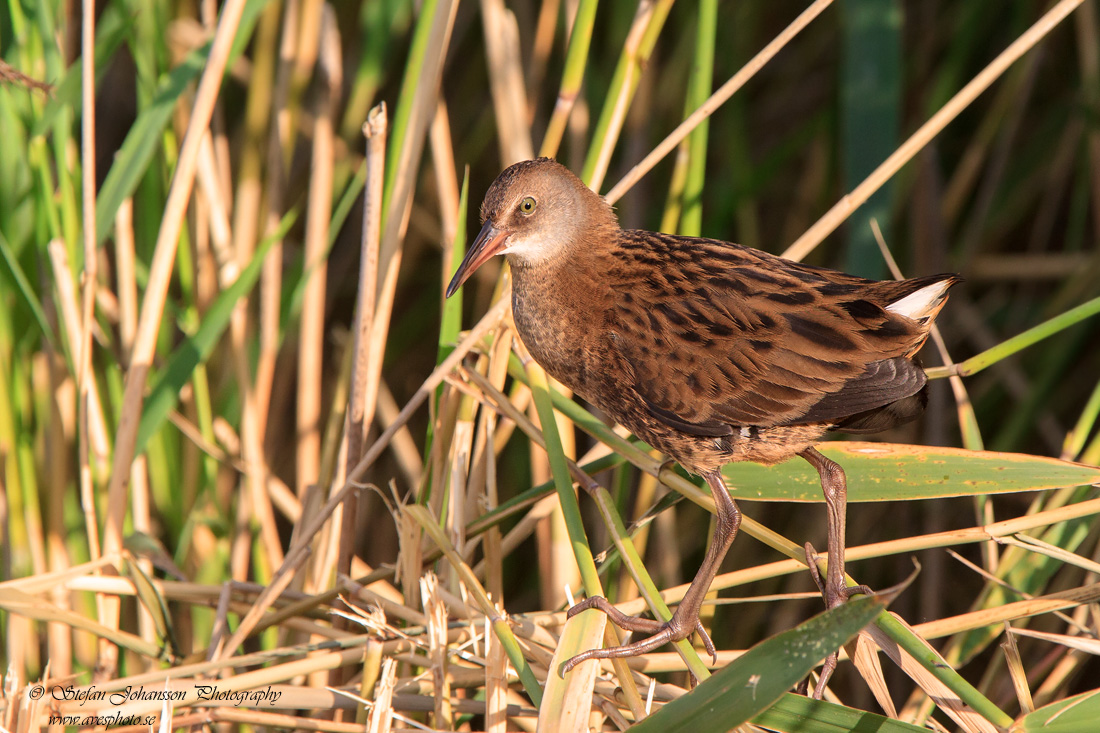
[799,446,872,698]
[563,469,741,674]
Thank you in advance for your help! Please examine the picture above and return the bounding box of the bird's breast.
[510,267,606,402]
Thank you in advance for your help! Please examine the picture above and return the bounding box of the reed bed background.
[3,0,1100,730]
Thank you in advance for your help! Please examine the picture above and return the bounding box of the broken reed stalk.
[344,102,389,579]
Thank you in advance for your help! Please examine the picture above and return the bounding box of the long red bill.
[445,221,509,298]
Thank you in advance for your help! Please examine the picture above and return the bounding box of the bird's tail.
[884,274,961,327]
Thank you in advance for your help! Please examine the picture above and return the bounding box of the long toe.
[566,595,664,634]
[563,596,706,673]
[562,617,699,673]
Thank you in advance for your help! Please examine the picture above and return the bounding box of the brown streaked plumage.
[447,157,959,694]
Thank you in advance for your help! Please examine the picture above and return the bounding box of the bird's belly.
[622,416,829,474]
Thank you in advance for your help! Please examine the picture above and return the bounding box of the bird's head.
[445,158,615,297]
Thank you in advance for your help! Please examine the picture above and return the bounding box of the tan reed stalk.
[77,0,98,592]
[480,0,534,163]
[297,7,342,499]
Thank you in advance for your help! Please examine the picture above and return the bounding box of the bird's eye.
[519,196,537,215]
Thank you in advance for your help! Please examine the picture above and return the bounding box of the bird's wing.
[608,233,940,432]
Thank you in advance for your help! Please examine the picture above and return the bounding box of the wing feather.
[608,232,955,433]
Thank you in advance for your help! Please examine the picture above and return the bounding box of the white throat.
[501,228,568,266]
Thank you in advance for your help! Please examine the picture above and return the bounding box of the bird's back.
[596,232,958,467]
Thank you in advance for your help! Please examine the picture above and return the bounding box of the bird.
[445,157,959,695]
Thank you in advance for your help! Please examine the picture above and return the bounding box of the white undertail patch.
[885,281,952,321]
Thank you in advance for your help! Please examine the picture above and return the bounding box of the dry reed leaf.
[851,631,898,718]
[997,533,1100,575]
[1001,622,1035,714]
[1007,625,1100,656]
[864,613,1000,733]
[914,582,1100,639]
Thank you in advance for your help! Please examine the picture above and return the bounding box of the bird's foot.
[561,595,716,674]
[803,542,872,610]
[802,542,873,699]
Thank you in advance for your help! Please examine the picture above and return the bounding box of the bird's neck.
[508,228,615,400]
